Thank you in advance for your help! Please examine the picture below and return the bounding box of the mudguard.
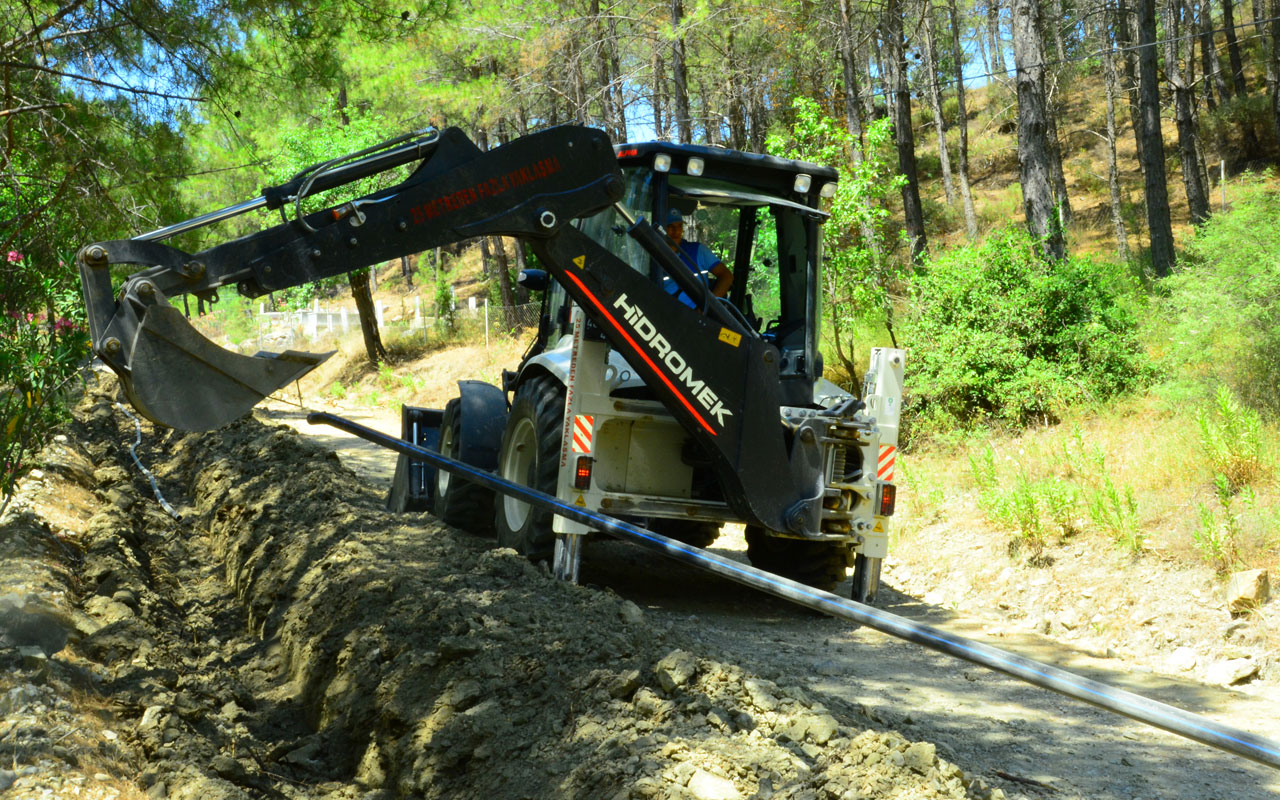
[455,380,508,469]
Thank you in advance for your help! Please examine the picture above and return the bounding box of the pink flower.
[6,251,22,263]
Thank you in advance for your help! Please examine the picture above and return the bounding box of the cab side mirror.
[518,269,548,292]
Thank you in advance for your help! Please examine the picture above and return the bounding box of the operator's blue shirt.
[664,240,720,308]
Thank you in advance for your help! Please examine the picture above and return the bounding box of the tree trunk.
[1012,0,1065,259]
[1050,0,1068,60]
[1044,74,1073,226]
[725,25,747,150]
[349,270,387,363]
[1224,0,1263,158]
[478,234,493,278]
[837,0,866,150]
[749,84,768,152]
[975,8,993,74]
[514,242,530,304]
[1199,0,1220,111]
[865,43,880,123]
[924,12,955,204]
[1137,0,1176,275]
[1272,0,1280,146]
[606,13,627,141]
[886,0,928,262]
[988,0,1007,76]
[1100,7,1131,259]
[1166,0,1211,224]
[1115,0,1146,166]
[1223,0,1248,95]
[400,255,413,288]
[337,83,385,365]
[948,0,980,238]
[590,0,618,140]
[652,50,667,139]
[492,237,517,328]
[671,0,693,143]
[838,0,879,249]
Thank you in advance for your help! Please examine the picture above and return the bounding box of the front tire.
[744,527,848,592]
[431,398,495,534]
[494,376,564,562]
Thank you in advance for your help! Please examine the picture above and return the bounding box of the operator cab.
[544,142,837,408]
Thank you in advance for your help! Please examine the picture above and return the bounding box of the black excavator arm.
[78,124,830,535]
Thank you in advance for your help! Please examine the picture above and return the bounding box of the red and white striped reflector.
[572,414,594,454]
[877,444,896,481]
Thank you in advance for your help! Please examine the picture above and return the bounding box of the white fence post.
[484,298,490,349]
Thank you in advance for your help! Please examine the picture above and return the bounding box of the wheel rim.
[436,420,454,496]
[499,416,538,532]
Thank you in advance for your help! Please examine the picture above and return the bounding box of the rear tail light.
[877,483,896,517]
[574,456,594,490]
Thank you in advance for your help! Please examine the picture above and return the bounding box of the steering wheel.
[762,318,803,344]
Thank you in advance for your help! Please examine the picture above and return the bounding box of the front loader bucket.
[119,302,331,432]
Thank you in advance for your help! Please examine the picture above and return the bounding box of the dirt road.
[270,403,1280,800]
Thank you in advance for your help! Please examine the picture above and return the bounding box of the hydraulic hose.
[309,410,1280,771]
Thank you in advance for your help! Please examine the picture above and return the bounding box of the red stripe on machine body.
[562,270,717,437]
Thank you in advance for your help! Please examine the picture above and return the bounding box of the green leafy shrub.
[1,253,90,517]
[1199,94,1275,156]
[1192,475,1248,574]
[1197,386,1268,491]
[767,98,906,388]
[902,228,1149,434]
[1158,173,1280,416]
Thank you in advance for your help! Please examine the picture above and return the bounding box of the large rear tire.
[494,376,564,562]
[650,519,722,548]
[744,527,848,592]
[431,398,495,534]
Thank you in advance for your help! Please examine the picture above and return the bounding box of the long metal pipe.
[309,411,1280,770]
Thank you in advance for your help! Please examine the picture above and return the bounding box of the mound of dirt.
[0,379,1004,799]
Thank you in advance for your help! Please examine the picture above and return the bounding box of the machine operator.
[663,208,733,307]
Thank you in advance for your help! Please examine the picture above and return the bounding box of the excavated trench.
[0,380,1007,800]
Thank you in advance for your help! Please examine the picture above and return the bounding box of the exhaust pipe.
[310,411,1280,771]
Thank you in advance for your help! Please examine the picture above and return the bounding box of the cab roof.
[613,141,838,204]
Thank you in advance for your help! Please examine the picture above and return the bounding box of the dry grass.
[896,393,1280,577]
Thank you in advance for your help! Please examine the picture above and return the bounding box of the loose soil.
[2,367,1277,800]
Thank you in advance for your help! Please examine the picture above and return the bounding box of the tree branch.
[0,102,72,118]
[0,60,204,101]
[0,0,88,53]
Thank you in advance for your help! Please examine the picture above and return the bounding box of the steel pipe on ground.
[309,411,1280,770]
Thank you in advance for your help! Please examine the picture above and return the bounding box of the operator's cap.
[664,208,684,225]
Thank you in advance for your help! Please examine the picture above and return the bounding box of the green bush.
[902,228,1149,434]
[1199,94,1275,154]
[1157,174,1280,415]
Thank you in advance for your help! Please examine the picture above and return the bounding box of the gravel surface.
[265,395,1280,800]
